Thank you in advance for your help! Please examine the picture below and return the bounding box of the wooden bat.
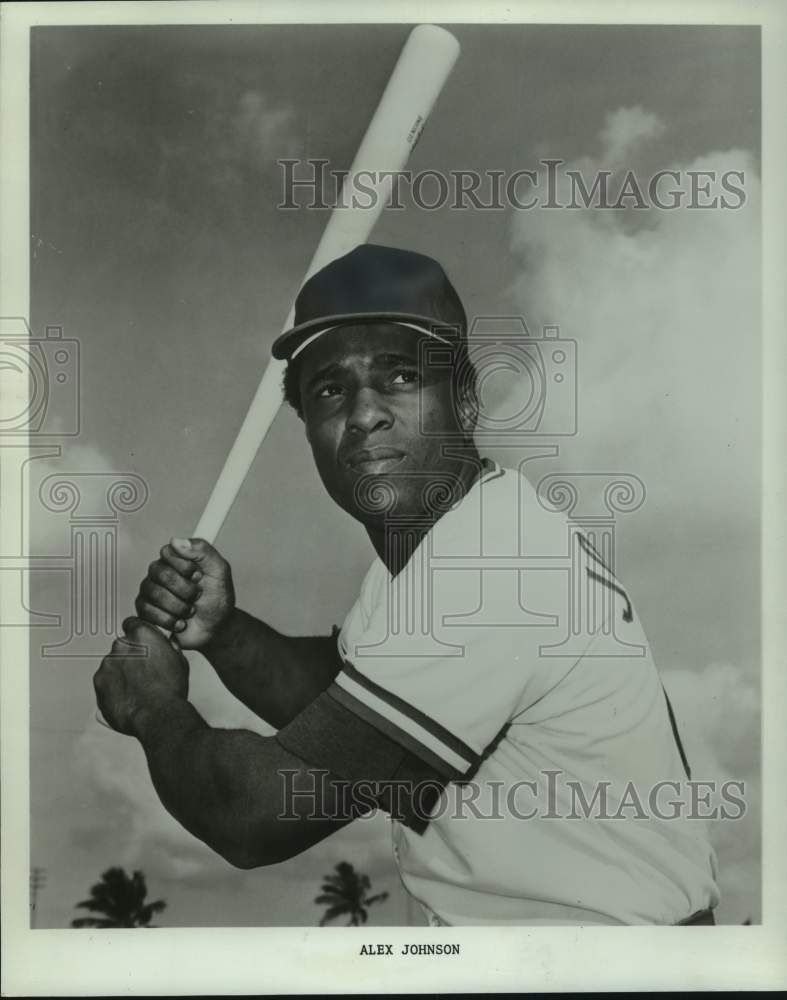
[195,23,461,542]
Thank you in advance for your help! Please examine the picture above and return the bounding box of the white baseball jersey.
[279,460,720,924]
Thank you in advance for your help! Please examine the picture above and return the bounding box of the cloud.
[233,90,298,166]
[27,431,139,556]
[158,86,299,209]
[498,112,760,521]
[50,47,300,249]
[599,105,666,164]
[660,663,759,785]
[661,663,760,923]
[24,430,148,653]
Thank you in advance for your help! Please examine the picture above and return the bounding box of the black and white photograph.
[1,0,785,994]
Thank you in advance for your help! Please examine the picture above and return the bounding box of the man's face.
[298,324,474,528]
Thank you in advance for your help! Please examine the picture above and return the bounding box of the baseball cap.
[271,244,467,362]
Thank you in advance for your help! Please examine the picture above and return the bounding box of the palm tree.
[71,867,166,928]
[315,861,389,926]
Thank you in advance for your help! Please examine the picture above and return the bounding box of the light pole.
[30,867,47,929]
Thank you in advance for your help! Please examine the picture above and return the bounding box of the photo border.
[2,0,785,994]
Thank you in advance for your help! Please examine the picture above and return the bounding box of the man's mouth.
[344,447,406,474]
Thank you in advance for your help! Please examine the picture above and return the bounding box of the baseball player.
[94,244,720,925]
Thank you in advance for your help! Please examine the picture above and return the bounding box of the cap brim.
[271,311,460,361]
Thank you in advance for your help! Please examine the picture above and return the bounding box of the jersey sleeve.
[274,688,447,834]
[329,555,531,782]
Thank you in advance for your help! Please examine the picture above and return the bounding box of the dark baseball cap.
[271,243,467,362]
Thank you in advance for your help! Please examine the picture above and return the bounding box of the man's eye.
[390,369,420,386]
[316,383,344,399]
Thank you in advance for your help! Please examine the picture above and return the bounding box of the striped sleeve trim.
[330,664,481,779]
[339,662,480,766]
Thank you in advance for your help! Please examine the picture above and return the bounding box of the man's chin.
[346,462,465,519]
[346,472,403,522]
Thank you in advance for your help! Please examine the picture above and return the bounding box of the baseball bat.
[195,23,460,542]
[96,25,460,728]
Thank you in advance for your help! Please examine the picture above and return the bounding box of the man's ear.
[454,376,479,436]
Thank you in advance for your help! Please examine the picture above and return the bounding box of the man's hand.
[134,537,235,650]
[94,618,189,736]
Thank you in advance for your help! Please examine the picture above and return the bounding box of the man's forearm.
[131,694,365,868]
[131,696,276,866]
[200,609,342,729]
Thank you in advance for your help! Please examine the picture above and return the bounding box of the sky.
[25,22,760,928]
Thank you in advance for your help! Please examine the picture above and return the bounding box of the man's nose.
[346,386,394,435]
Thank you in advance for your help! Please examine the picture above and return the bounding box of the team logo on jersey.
[577,532,634,623]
